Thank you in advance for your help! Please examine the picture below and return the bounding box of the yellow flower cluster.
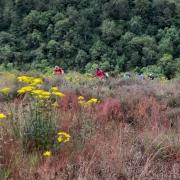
[57,131,71,143]
[17,75,66,100]
[31,78,43,86]
[52,91,65,97]
[17,76,43,86]
[78,96,100,106]
[0,88,11,95]
[78,96,84,100]
[0,113,7,119]
[31,89,51,99]
[87,98,98,105]
[18,76,34,84]
[51,87,59,92]
[51,86,65,97]
[17,75,45,95]
[43,150,52,157]
[18,86,35,94]
[18,86,66,99]
[43,131,71,158]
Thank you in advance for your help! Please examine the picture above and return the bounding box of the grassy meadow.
[0,72,180,180]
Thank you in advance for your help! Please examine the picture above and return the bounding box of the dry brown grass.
[0,74,180,180]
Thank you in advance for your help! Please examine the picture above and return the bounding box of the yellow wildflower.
[51,87,59,92]
[31,78,43,86]
[41,91,51,97]
[31,89,43,95]
[31,90,51,99]
[0,113,7,119]
[78,96,84,100]
[17,86,35,94]
[87,98,98,105]
[57,131,71,143]
[43,150,52,157]
[52,91,65,97]
[38,95,50,99]
[18,76,43,86]
[0,88,11,95]
[57,136,62,143]
[17,76,34,84]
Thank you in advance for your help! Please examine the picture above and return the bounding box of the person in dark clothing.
[148,73,155,80]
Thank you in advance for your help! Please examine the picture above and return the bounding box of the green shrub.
[85,63,98,73]
[141,65,164,78]
[23,100,59,151]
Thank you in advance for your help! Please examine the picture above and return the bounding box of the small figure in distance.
[138,73,144,80]
[53,66,64,75]
[148,73,155,80]
[124,72,132,79]
[95,68,106,79]
[140,73,144,80]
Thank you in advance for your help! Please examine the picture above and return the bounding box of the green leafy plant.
[23,99,59,151]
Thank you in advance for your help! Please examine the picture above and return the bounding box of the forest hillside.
[0,0,179,78]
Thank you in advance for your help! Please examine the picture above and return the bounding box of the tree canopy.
[0,0,179,77]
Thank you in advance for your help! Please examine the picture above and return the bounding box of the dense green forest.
[0,0,180,78]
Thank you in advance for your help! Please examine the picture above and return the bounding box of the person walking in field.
[95,68,106,79]
[53,66,64,75]
[148,73,155,80]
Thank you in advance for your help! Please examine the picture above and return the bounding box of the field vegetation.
[0,72,180,180]
[0,1,180,178]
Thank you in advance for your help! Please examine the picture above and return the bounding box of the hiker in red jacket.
[95,68,106,79]
[53,66,64,75]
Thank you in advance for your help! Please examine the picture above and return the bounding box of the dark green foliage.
[158,54,177,79]
[0,0,179,78]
